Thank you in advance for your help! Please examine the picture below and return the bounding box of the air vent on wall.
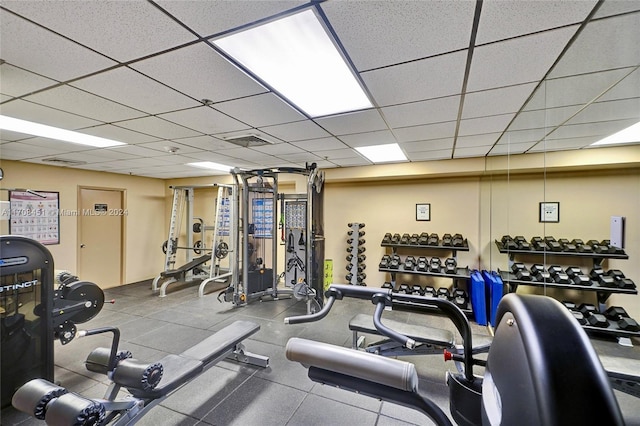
[41,157,87,166]
[224,134,274,148]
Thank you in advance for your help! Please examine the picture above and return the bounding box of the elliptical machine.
[284,284,624,425]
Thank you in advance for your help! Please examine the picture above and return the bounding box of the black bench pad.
[161,254,211,278]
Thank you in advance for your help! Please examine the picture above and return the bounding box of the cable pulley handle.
[371,296,416,349]
[284,296,336,324]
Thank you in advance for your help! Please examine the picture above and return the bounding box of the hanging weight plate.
[247,242,255,257]
[215,242,229,259]
[193,222,202,233]
[162,240,168,254]
[193,240,203,255]
[60,281,105,323]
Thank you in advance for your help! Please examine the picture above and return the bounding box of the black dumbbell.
[511,262,526,273]
[346,238,365,245]
[346,264,365,272]
[437,287,450,300]
[442,233,453,246]
[513,236,526,243]
[571,238,584,246]
[589,266,604,280]
[536,271,553,283]
[548,240,562,252]
[553,273,571,284]
[571,310,588,325]
[346,254,366,263]
[346,246,365,254]
[598,275,616,287]
[429,257,442,273]
[424,286,436,297]
[400,234,410,244]
[547,265,564,277]
[411,285,424,295]
[418,233,429,245]
[607,269,625,280]
[604,306,629,320]
[616,278,636,289]
[532,240,549,251]
[557,238,569,247]
[388,257,400,269]
[391,233,401,244]
[586,239,600,248]
[348,223,365,229]
[382,282,394,290]
[562,301,576,310]
[382,233,392,244]
[427,233,439,246]
[565,266,582,279]
[578,303,598,316]
[572,275,592,286]
[618,317,639,331]
[576,244,593,253]
[378,255,390,269]
[530,236,543,244]
[517,241,531,250]
[444,258,457,274]
[587,314,609,328]
[416,257,428,272]
[530,264,545,275]
[452,234,464,247]
[398,284,411,294]
[453,289,468,308]
[516,269,533,281]
[403,256,416,270]
[348,230,365,237]
[501,235,513,244]
[409,234,419,245]
[544,236,556,243]
[563,243,577,252]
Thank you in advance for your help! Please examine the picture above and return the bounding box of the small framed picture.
[416,203,430,221]
[539,202,560,223]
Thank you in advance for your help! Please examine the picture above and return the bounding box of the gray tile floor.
[2,280,639,426]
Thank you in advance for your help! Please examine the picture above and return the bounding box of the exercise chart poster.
[9,190,60,245]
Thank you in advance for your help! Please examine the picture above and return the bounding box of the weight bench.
[349,313,493,360]
[152,254,211,297]
[286,337,453,425]
[599,355,640,398]
[13,320,268,426]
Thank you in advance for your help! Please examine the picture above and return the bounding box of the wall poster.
[9,190,60,245]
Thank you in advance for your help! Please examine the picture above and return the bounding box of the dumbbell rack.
[495,237,639,341]
[346,223,366,285]
[379,233,472,315]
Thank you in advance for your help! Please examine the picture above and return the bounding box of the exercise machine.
[153,184,237,297]
[220,164,324,312]
[284,284,624,425]
[12,319,268,425]
[1,236,106,408]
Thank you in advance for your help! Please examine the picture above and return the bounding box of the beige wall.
[0,160,166,284]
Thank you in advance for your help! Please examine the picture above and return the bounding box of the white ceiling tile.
[155,0,307,37]
[148,154,202,166]
[214,93,304,128]
[528,136,602,152]
[0,141,64,158]
[330,156,372,167]
[467,25,579,92]
[310,148,357,160]
[406,149,452,161]
[276,152,323,163]
[130,43,267,103]
[96,157,175,169]
[159,106,249,135]
[0,63,58,97]
[315,109,387,135]
[594,1,640,18]
[506,105,579,131]
[543,68,634,109]
[0,128,35,142]
[20,137,96,153]
[77,124,159,145]
[171,135,230,151]
[115,116,201,140]
[362,51,467,106]
[260,121,330,142]
[463,83,537,119]
[382,96,460,128]
[290,137,348,152]
[323,0,475,70]
[497,128,547,145]
[0,146,37,160]
[400,138,454,153]
[339,130,397,148]
[3,0,196,62]
[549,13,640,78]
[310,159,336,169]
[89,145,154,160]
[488,141,536,156]
[568,98,640,125]
[137,141,204,155]
[548,118,639,140]
[215,147,274,162]
[0,11,116,81]
[71,67,199,114]
[453,145,493,158]
[26,85,146,123]
[251,143,305,156]
[476,0,596,44]
[458,114,514,136]
[393,122,457,143]
[0,99,102,129]
[182,151,240,164]
[0,94,12,102]
[455,133,502,148]
[598,68,640,102]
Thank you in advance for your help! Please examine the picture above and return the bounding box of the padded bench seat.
[161,254,211,279]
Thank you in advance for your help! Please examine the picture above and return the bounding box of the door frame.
[77,186,126,285]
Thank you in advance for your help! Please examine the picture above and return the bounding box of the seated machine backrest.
[484,293,624,426]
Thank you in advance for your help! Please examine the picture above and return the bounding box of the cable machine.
[221,164,325,313]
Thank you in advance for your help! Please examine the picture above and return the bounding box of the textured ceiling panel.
[381,95,460,128]
[0,63,58,97]
[115,116,202,140]
[0,99,101,129]
[339,130,397,148]
[315,109,387,136]
[462,83,537,119]
[260,120,330,142]
[214,93,304,128]
[159,106,249,135]
[393,121,457,144]
[290,137,349,152]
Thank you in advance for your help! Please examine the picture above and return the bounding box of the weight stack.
[346,223,366,286]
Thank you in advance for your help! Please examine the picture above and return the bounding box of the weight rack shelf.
[498,270,637,304]
[380,267,470,280]
[382,241,470,251]
[582,324,640,339]
[495,241,628,261]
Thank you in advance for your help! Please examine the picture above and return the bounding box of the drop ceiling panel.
[115,116,201,140]
[159,106,249,135]
[322,0,475,70]
[467,25,579,92]
[291,137,348,152]
[214,93,304,128]
[381,96,460,128]
[548,118,639,140]
[400,138,453,153]
[310,148,357,160]
[21,137,97,153]
[543,68,633,109]
[0,128,35,142]
[0,141,64,158]
[260,120,330,142]
[2,0,197,62]
[0,12,116,82]
[315,109,387,135]
[506,105,579,131]
[329,156,371,167]
[455,133,503,148]
[549,13,640,78]
[88,146,154,160]
[488,141,536,156]
[26,85,146,123]
[339,130,397,148]
[155,0,307,38]
[476,0,595,44]
[215,147,273,162]
[71,67,199,115]
[181,151,241,164]
[78,124,159,145]
[130,43,267,104]
[462,83,537,119]
[95,157,175,169]
[251,143,305,156]
[457,114,514,136]
[137,141,203,155]
[362,51,467,107]
[0,64,58,97]
[171,135,230,151]
[598,69,640,102]
[0,100,102,129]
[407,149,453,161]
[393,122,456,143]
[497,128,548,145]
[529,136,601,152]
[593,1,640,18]
[0,94,12,102]
[276,152,323,163]
[567,98,640,125]
[147,154,200,166]
[453,145,494,158]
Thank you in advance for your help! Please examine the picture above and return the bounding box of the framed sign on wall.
[539,202,560,223]
[416,203,431,221]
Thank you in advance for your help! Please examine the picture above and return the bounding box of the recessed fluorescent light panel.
[591,121,640,146]
[213,9,372,118]
[356,143,407,163]
[0,115,126,148]
[187,161,232,172]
